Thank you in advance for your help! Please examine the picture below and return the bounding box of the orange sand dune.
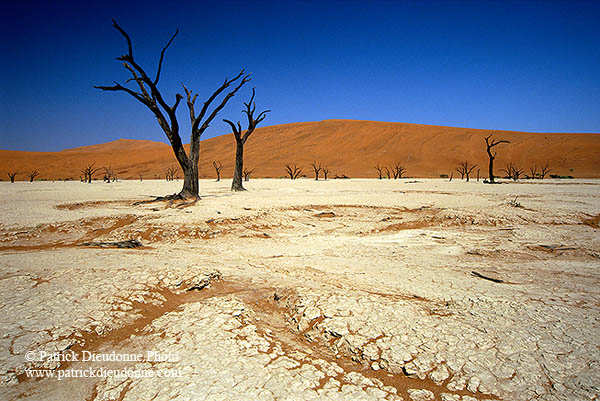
[1,120,599,181]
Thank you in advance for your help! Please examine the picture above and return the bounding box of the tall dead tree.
[96,20,250,199]
[7,172,17,183]
[242,167,255,182]
[374,163,384,179]
[310,161,323,180]
[484,135,510,183]
[212,161,224,181]
[81,163,101,183]
[284,164,302,180]
[223,88,270,191]
[27,170,39,182]
[456,161,477,182]
[322,166,331,180]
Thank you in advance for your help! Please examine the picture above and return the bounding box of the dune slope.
[1,120,598,180]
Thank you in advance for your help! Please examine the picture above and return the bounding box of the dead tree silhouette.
[484,135,510,183]
[310,161,322,180]
[528,166,538,179]
[374,163,384,179]
[284,164,303,180]
[392,162,406,179]
[456,161,477,182]
[96,20,250,199]
[223,88,269,191]
[7,172,17,183]
[322,166,331,180]
[27,170,40,182]
[81,163,101,183]
[502,162,524,181]
[165,167,177,181]
[539,161,552,179]
[212,161,224,181]
[103,167,117,182]
[242,167,255,182]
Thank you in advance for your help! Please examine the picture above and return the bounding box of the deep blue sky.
[1,0,599,151]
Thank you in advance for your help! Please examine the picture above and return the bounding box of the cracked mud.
[0,179,598,400]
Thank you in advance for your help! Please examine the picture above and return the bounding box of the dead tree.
[502,162,524,181]
[384,167,392,179]
[27,170,40,182]
[512,165,524,181]
[484,135,510,183]
[528,166,538,180]
[81,163,101,183]
[212,161,224,181]
[139,173,143,182]
[456,161,477,182]
[322,166,331,180]
[392,162,406,179]
[96,20,250,199]
[374,163,384,179]
[103,167,116,182]
[310,161,322,180]
[223,88,270,191]
[242,167,255,182]
[7,172,17,183]
[539,161,551,179]
[165,167,177,181]
[284,164,303,180]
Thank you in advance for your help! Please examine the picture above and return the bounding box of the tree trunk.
[231,141,245,191]
[179,160,199,198]
[488,156,495,183]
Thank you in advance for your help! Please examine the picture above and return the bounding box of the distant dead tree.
[539,161,551,179]
[103,167,117,182]
[477,169,480,182]
[138,172,143,182]
[223,88,270,191]
[212,161,224,181]
[27,170,40,182]
[456,161,477,182]
[310,161,323,180]
[81,163,101,183]
[7,172,17,183]
[502,162,524,181]
[484,135,510,183]
[165,167,177,181]
[96,19,250,199]
[392,162,406,179]
[284,164,303,180]
[528,165,538,180]
[384,166,392,179]
[374,163,384,179]
[242,167,255,182]
[322,166,331,180]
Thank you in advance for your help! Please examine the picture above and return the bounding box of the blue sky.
[1,0,599,151]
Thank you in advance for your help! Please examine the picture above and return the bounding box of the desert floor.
[0,178,598,401]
